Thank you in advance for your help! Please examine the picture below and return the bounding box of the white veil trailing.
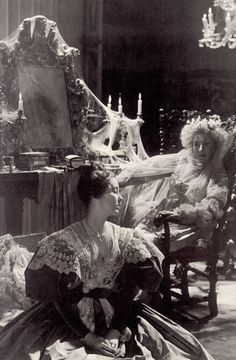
[116,152,178,227]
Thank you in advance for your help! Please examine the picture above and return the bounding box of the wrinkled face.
[99,177,123,217]
[192,132,214,164]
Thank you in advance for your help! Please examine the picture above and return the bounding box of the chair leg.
[157,220,172,314]
[224,239,235,280]
[208,280,218,316]
[208,259,218,316]
[160,257,172,314]
[180,263,190,302]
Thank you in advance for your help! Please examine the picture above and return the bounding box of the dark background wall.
[102,0,236,153]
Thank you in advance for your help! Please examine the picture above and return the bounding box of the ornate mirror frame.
[0,15,107,158]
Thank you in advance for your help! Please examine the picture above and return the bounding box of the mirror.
[0,15,108,157]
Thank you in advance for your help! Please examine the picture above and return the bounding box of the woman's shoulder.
[28,221,88,276]
[129,226,164,263]
[176,149,189,164]
[39,221,86,247]
[105,221,134,250]
[107,221,164,264]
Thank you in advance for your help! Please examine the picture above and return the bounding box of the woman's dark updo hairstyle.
[77,162,112,205]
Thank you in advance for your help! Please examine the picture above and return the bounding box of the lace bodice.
[28,220,163,294]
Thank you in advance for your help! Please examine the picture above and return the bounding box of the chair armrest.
[153,213,183,229]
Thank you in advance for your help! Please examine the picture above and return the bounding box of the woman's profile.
[0,161,214,359]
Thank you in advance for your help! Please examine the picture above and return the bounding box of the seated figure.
[118,117,233,254]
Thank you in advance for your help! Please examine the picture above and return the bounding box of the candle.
[118,94,123,114]
[137,93,142,115]
[202,14,208,35]
[18,92,24,111]
[226,12,231,31]
[208,8,214,31]
[107,95,112,109]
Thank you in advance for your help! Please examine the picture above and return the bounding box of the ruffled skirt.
[0,301,213,360]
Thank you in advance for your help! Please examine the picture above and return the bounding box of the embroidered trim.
[28,228,84,277]
[123,228,164,264]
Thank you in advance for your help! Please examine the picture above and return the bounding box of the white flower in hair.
[181,114,233,160]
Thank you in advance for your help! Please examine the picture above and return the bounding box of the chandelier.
[199,0,236,48]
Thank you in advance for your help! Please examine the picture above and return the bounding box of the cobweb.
[0,15,149,164]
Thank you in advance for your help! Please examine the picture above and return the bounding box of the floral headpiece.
[181,115,233,160]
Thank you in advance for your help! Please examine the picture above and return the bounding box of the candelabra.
[199,1,236,49]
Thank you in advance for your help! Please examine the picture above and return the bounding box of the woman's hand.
[105,329,121,352]
[84,332,117,356]
[195,207,214,228]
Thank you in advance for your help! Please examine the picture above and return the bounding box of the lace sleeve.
[197,167,229,221]
[25,227,86,301]
[178,166,228,225]
[27,228,83,277]
[123,228,164,264]
[206,167,229,208]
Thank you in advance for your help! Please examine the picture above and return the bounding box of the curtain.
[0,0,58,40]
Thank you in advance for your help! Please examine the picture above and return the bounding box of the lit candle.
[208,8,214,31]
[18,92,24,111]
[202,14,208,35]
[226,12,231,31]
[107,95,112,109]
[118,94,123,114]
[137,93,142,115]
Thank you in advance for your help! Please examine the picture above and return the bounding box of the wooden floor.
[169,270,236,360]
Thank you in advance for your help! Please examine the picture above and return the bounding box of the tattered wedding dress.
[118,149,228,253]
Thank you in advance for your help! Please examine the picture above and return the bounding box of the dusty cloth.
[37,168,85,234]
[0,234,33,311]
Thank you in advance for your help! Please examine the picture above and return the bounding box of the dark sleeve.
[25,265,84,302]
[110,257,162,333]
[25,264,92,336]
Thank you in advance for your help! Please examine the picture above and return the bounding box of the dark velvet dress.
[0,220,213,359]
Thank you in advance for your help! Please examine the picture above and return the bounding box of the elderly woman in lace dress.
[118,117,233,254]
[0,162,214,359]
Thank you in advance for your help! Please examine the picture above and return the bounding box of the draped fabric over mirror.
[0,15,147,158]
[0,15,151,235]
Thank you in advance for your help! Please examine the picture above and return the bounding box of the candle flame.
[139,93,142,100]
[108,95,111,103]
[19,92,22,100]
[118,95,122,105]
